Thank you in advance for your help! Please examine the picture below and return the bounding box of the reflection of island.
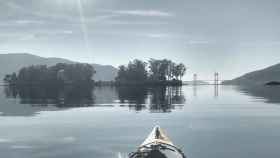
[117,86,148,111]
[0,86,120,117]
[265,81,280,86]
[149,86,185,112]
[5,85,95,107]
[116,86,186,112]
[236,85,280,104]
[0,85,186,117]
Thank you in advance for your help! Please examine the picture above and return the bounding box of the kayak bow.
[129,126,186,158]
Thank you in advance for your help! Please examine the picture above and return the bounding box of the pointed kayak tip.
[140,125,174,147]
[129,125,187,158]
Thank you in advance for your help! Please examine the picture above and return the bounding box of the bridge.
[183,73,228,85]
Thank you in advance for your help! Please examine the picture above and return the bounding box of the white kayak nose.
[129,126,187,158]
[140,125,174,147]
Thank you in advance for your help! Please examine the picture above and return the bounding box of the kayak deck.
[129,126,186,158]
[141,126,174,147]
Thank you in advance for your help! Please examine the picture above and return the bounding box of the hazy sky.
[1,0,280,80]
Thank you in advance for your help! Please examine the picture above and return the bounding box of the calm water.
[0,85,280,158]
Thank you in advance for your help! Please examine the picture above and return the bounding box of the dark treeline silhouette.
[3,63,95,86]
[115,59,186,85]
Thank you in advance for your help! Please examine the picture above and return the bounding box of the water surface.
[0,85,280,158]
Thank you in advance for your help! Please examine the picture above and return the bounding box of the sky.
[1,0,280,80]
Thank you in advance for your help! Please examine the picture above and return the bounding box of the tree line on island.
[115,59,186,85]
[4,63,95,86]
[3,59,186,86]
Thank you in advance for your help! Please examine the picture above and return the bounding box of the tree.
[10,73,17,84]
[115,65,127,82]
[5,63,95,86]
[167,61,175,80]
[158,59,170,81]
[3,73,17,84]
[115,59,187,84]
[178,63,186,80]
[172,64,180,80]
[116,59,148,83]
[3,74,11,83]
[127,59,148,81]
[148,59,174,81]
[148,58,161,80]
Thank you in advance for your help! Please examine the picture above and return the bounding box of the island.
[115,59,186,86]
[265,81,280,86]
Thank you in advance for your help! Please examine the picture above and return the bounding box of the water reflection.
[214,84,219,97]
[191,84,220,98]
[117,86,148,111]
[1,85,186,116]
[117,86,185,112]
[4,85,95,107]
[236,85,280,104]
[149,86,185,113]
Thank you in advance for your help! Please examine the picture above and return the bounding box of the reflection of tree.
[149,86,185,113]
[116,86,186,112]
[4,85,186,112]
[4,85,95,107]
[4,85,18,98]
[116,86,148,111]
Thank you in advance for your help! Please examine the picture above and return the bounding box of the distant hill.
[223,63,280,85]
[0,53,118,81]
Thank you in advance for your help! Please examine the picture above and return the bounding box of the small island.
[115,59,186,86]
[265,81,280,86]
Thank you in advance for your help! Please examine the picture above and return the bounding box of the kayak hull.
[129,126,186,158]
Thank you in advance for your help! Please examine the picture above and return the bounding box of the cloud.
[94,31,175,39]
[10,145,33,149]
[0,29,75,42]
[29,30,75,40]
[91,30,187,40]
[97,20,169,25]
[0,138,12,143]
[19,34,37,41]
[100,10,174,17]
[4,1,25,11]
[186,40,211,45]
[146,33,170,38]
[0,20,45,27]
[15,20,45,25]
[60,136,76,143]
[240,41,280,47]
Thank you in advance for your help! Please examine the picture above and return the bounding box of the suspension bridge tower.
[214,72,219,85]
[193,74,197,85]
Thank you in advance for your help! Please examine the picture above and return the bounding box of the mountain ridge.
[222,63,280,85]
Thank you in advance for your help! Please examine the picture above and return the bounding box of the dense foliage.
[4,63,95,85]
[115,59,186,85]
